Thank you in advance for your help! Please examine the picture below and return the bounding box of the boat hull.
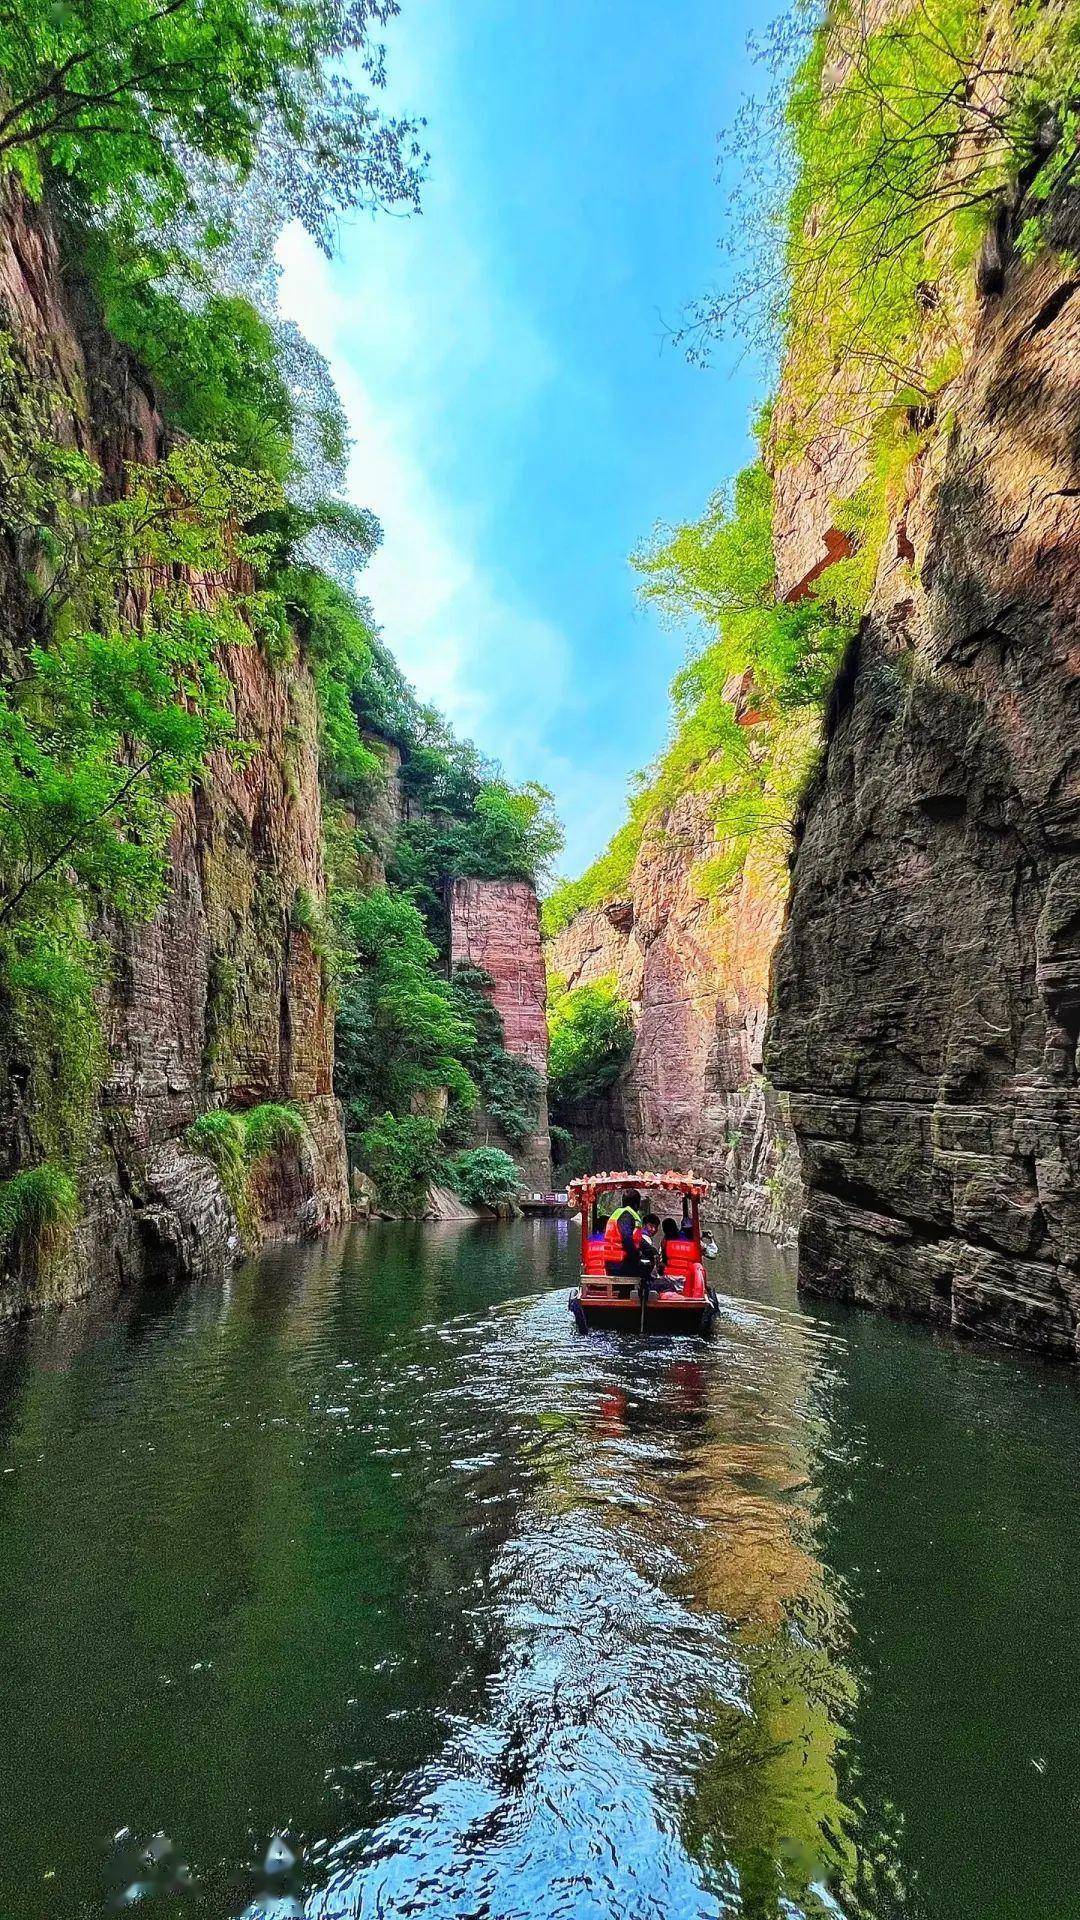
[569,1289,717,1338]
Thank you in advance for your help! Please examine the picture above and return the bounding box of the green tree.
[543,463,851,937]
[0,0,426,238]
[449,1146,520,1210]
[450,964,542,1148]
[358,1111,444,1214]
[333,886,477,1136]
[547,975,634,1111]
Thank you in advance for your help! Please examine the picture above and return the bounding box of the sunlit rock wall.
[449,878,552,1189]
[547,783,801,1240]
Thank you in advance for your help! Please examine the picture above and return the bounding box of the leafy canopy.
[449,1147,521,1210]
[333,886,478,1137]
[547,975,634,1111]
[358,1111,443,1215]
[0,0,426,241]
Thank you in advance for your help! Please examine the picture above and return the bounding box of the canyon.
[6,31,1080,1375]
[546,754,801,1240]
[0,178,551,1310]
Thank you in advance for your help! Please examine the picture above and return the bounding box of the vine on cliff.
[684,0,1080,438]
[543,464,853,935]
[0,343,286,1188]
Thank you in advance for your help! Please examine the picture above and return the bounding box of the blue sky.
[278,0,770,877]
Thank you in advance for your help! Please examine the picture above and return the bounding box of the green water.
[0,1219,1078,1919]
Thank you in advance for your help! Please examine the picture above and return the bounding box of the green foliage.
[549,1124,592,1180]
[334,887,477,1137]
[242,1102,307,1161]
[0,611,241,928]
[392,775,563,945]
[450,964,542,1148]
[186,1109,250,1237]
[4,923,102,1165]
[544,463,852,936]
[277,567,381,788]
[636,464,852,706]
[0,0,425,239]
[80,238,296,478]
[541,819,641,938]
[350,650,564,943]
[547,975,634,1111]
[0,1163,78,1254]
[778,2,991,432]
[291,887,345,991]
[686,0,1080,437]
[358,1111,444,1214]
[186,1102,307,1242]
[187,1108,246,1172]
[448,1147,521,1210]
[0,348,283,1167]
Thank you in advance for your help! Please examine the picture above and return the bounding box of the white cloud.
[276,222,575,776]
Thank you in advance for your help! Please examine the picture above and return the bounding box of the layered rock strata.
[766,191,1080,1358]
[0,181,349,1310]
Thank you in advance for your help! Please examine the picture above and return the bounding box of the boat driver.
[603,1189,660,1280]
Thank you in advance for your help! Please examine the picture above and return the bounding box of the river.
[0,1220,1077,1919]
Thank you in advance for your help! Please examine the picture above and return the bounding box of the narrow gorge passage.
[0,1225,1077,1920]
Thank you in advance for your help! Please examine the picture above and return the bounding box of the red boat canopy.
[566,1170,711,1207]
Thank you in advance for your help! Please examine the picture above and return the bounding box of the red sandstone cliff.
[0,182,349,1308]
[449,878,552,1188]
[546,787,801,1239]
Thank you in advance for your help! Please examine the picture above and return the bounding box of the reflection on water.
[0,1219,1078,1917]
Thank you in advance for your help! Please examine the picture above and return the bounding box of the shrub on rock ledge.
[449,1147,521,1211]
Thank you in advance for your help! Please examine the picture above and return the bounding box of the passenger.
[603,1188,657,1279]
[640,1212,664,1292]
[660,1218,684,1291]
[677,1196,695,1239]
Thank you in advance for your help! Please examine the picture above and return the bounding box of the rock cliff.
[0,182,349,1310]
[449,877,552,1188]
[766,187,1080,1358]
[547,780,801,1238]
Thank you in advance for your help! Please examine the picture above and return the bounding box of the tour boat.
[566,1171,719,1337]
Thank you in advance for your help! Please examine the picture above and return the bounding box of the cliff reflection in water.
[0,1221,1078,1918]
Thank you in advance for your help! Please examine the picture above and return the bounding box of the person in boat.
[603,1189,658,1279]
[641,1212,665,1291]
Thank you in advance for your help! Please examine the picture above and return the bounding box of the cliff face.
[0,184,348,1310]
[547,785,802,1238]
[449,878,552,1188]
[766,191,1080,1357]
